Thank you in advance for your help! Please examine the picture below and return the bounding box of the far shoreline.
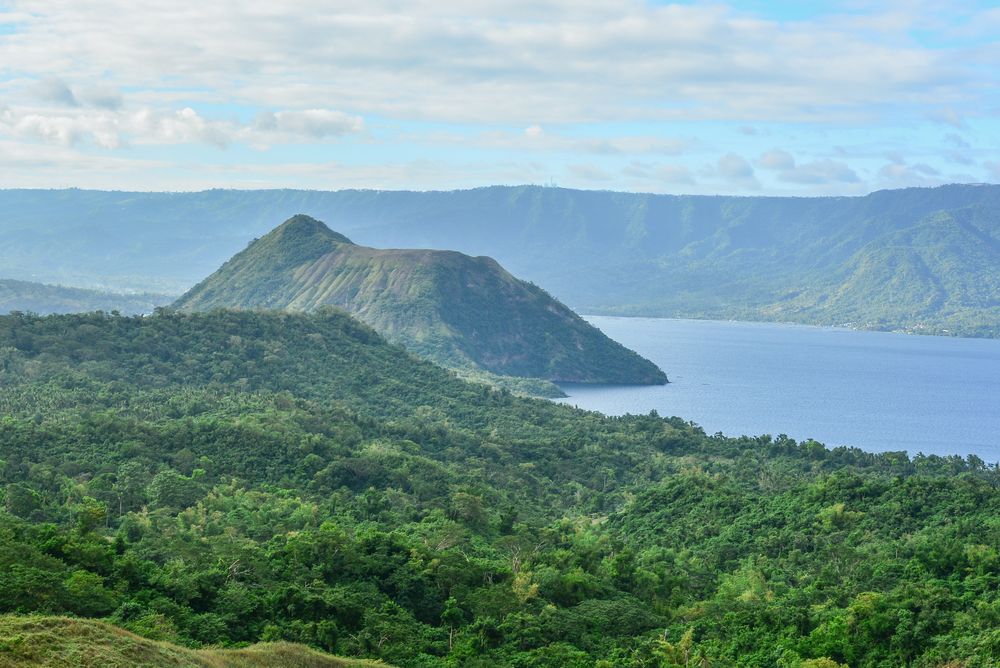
[577,311,995,342]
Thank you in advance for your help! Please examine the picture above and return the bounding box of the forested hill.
[1,309,998,666]
[173,214,667,387]
[0,279,171,316]
[3,184,1000,335]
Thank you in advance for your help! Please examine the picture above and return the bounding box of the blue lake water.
[556,317,1000,463]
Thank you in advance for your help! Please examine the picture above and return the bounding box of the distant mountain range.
[3,183,1000,336]
[0,278,171,315]
[174,214,667,390]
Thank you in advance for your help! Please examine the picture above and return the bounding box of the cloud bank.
[0,1,997,192]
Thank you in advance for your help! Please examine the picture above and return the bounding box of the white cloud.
[777,159,860,185]
[578,136,692,156]
[128,107,226,147]
[877,161,947,188]
[0,140,552,190]
[1,1,997,193]
[717,152,756,181]
[0,1,984,124]
[254,109,364,138]
[30,78,124,110]
[0,103,363,149]
[34,77,78,106]
[78,85,124,110]
[754,149,860,185]
[0,139,168,186]
[758,149,795,170]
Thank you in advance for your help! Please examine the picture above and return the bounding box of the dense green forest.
[2,184,1000,336]
[0,279,170,316]
[1,309,997,667]
[174,214,666,389]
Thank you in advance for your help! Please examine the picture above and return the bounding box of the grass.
[0,616,389,668]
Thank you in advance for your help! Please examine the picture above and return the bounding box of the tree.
[441,596,464,651]
[146,469,202,510]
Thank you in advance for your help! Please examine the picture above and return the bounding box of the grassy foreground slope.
[174,214,666,387]
[0,310,998,666]
[0,616,384,668]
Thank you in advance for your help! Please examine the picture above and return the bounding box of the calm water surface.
[557,317,1000,462]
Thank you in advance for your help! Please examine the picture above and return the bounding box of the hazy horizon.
[1,180,997,198]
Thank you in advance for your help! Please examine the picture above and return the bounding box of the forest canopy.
[0,309,997,667]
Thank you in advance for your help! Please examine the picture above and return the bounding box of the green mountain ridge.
[173,214,667,387]
[4,184,1000,335]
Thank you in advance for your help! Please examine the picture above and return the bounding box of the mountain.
[172,214,667,387]
[0,279,171,316]
[3,184,1000,335]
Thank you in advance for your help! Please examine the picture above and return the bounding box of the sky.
[1,0,999,194]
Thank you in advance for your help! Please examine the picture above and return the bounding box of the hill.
[0,309,998,666]
[173,214,667,387]
[0,616,384,668]
[0,279,171,316]
[2,184,1000,335]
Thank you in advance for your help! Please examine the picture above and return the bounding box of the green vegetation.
[0,615,385,668]
[0,279,170,316]
[3,184,1000,336]
[1,309,998,666]
[173,214,666,387]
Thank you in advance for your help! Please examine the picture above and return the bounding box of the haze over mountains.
[174,214,666,389]
[3,183,1000,336]
[0,279,169,316]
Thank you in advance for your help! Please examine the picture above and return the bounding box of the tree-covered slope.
[756,208,1000,335]
[173,215,667,385]
[1,310,998,666]
[0,279,170,316]
[4,184,1000,335]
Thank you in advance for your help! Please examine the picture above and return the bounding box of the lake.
[556,317,1000,463]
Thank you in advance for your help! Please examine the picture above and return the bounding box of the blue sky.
[1,0,998,194]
